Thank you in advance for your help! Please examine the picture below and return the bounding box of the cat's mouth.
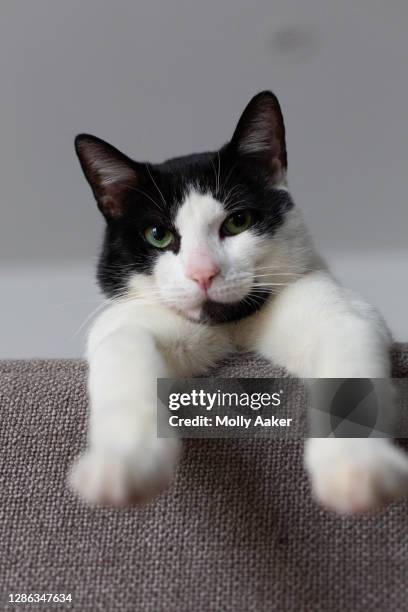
[200,287,271,323]
[155,275,274,324]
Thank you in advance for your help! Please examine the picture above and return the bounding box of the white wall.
[0,0,407,357]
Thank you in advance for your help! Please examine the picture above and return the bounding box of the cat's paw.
[305,438,408,514]
[68,437,180,507]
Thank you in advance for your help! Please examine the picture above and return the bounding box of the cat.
[69,91,408,513]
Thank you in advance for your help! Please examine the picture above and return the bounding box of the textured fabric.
[0,347,407,611]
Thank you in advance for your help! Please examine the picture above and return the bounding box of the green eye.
[144,226,174,248]
[222,211,253,236]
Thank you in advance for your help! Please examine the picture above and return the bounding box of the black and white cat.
[69,91,408,513]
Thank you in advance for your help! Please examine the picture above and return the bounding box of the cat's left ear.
[231,91,287,184]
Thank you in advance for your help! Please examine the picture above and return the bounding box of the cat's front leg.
[252,271,408,513]
[69,321,180,506]
[304,343,408,513]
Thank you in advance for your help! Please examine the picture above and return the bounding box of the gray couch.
[1,346,407,611]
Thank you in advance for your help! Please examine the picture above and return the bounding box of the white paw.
[68,437,180,507]
[305,438,408,514]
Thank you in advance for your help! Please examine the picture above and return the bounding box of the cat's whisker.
[226,271,300,279]
[210,153,221,197]
[217,151,221,196]
[253,267,302,273]
[114,290,194,305]
[223,185,244,207]
[253,275,300,280]
[145,163,167,208]
[128,186,164,212]
[250,288,284,296]
[210,158,218,195]
[253,282,288,287]
[113,299,167,308]
[223,199,249,210]
[71,300,110,339]
[243,294,261,309]
[255,262,315,271]
[255,264,309,272]
[220,162,239,198]
[253,274,299,280]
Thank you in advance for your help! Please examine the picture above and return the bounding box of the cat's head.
[75,91,306,323]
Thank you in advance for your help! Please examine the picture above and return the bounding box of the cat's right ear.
[231,91,287,184]
[75,134,139,220]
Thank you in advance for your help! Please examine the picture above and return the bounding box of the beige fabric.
[0,347,407,611]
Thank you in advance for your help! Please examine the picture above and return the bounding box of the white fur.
[69,191,408,513]
[147,191,269,318]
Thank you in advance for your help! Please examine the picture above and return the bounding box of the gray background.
[1,0,407,357]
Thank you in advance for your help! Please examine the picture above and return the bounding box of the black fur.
[202,288,271,324]
[75,91,294,320]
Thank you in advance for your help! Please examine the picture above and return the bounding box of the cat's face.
[75,91,295,322]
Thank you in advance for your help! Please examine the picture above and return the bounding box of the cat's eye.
[144,226,174,248]
[222,211,253,236]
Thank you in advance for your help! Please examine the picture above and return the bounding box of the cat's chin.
[171,288,271,324]
[200,289,271,324]
[179,305,203,321]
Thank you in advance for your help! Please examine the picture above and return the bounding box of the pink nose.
[186,260,220,291]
